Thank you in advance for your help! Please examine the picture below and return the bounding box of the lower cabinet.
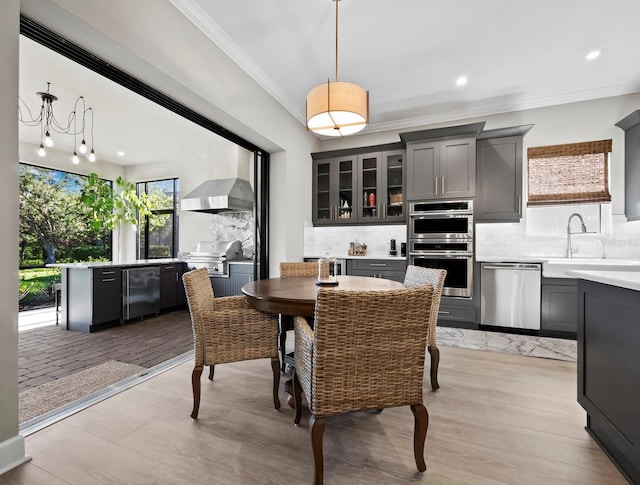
[159,262,188,310]
[346,259,407,282]
[67,267,122,332]
[438,298,478,325]
[541,277,578,336]
[210,262,255,297]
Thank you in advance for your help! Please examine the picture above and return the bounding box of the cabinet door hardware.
[101,271,115,275]
[101,278,115,282]
[369,263,387,267]
[434,176,438,195]
[442,176,445,194]
[438,310,450,315]
[518,196,522,217]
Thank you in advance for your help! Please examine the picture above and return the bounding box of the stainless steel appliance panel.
[481,263,541,330]
[122,266,160,321]
[409,254,473,297]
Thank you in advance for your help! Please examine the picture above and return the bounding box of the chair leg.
[279,314,290,373]
[208,365,215,380]
[271,356,281,410]
[292,369,303,425]
[411,403,429,472]
[428,346,440,391]
[310,415,326,485]
[191,365,203,419]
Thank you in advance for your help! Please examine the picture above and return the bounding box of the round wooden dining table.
[241,275,405,317]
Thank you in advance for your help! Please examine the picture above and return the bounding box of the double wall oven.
[408,200,474,298]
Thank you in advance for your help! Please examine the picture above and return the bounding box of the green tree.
[80,173,152,231]
[19,165,94,265]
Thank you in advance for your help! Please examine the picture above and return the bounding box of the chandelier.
[306,0,369,137]
[18,82,96,164]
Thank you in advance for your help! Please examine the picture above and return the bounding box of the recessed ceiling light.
[456,76,468,87]
[117,151,126,156]
[586,49,603,61]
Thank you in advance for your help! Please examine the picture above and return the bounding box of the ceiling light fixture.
[456,76,468,87]
[18,82,97,163]
[306,0,368,137]
[586,49,603,61]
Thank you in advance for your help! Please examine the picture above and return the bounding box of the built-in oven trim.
[409,199,474,215]
[408,253,474,298]
[409,213,474,240]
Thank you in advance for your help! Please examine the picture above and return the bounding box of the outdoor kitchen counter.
[48,258,185,269]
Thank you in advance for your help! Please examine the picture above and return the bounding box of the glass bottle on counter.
[317,253,338,286]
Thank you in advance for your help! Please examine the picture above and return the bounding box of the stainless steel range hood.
[181,178,253,213]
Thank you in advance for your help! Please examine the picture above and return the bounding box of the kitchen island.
[571,270,640,484]
[50,259,187,332]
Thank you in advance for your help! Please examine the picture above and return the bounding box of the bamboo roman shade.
[527,139,612,206]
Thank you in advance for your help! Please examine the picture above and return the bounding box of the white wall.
[0,0,28,474]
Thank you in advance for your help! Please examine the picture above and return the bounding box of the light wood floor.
[2,347,627,485]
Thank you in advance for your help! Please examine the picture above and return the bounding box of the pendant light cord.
[335,0,339,82]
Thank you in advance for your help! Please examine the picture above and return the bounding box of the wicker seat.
[277,261,328,372]
[182,268,280,419]
[403,265,447,391]
[291,285,435,484]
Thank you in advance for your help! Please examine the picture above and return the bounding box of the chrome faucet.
[567,213,587,258]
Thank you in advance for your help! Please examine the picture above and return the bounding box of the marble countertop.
[306,255,407,261]
[567,270,640,292]
[48,258,185,269]
[476,256,549,263]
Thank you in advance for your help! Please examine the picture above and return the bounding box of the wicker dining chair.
[182,268,280,419]
[291,285,435,485]
[403,265,447,391]
[277,261,328,372]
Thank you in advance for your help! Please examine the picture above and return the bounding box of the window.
[527,139,612,206]
[19,163,112,267]
[137,178,179,259]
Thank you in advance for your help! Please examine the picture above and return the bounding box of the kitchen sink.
[542,258,640,278]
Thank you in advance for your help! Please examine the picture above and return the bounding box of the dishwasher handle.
[482,263,541,271]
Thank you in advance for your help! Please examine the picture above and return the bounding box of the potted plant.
[80,173,152,262]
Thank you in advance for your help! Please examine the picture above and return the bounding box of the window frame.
[136,178,179,259]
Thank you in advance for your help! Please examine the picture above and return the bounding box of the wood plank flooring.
[1,347,627,484]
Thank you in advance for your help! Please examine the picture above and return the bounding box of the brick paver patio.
[18,310,193,391]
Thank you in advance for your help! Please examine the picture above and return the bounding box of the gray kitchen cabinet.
[401,122,484,201]
[541,277,578,336]
[312,155,357,225]
[438,298,478,325]
[67,267,122,332]
[615,111,640,221]
[313,148,406,226]
[210,262,255,297]
[406,137,476,200]
[159,262,188,310]
[346,259,407,282]
[475,125,532,222]
[356,150,406,224]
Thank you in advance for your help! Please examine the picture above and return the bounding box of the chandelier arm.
[87,108,95,150]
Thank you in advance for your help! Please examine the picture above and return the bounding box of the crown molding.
[169,0,306,123]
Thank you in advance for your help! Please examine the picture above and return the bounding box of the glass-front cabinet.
[312,155,357,225]
[312,148,405,225]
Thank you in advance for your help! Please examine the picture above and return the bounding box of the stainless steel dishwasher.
[480,263,541,330]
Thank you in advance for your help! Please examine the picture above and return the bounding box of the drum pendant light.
[306,0,368,137]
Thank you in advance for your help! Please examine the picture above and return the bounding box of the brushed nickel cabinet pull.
[438,310,450,315]
[442,176,445,194]
[101,278,115,282]
[435,177,438,195]
[369,263,387,267]
[518,196,522,217]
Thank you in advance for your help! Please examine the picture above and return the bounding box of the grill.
[184,240,243,278]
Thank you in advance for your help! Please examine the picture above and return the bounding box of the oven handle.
[409,213,472,218]
[409,252,474,257]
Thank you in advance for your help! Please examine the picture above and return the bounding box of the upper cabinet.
[312,155,357,225]
[401,123,484,201]
[616,111,640,221]
[475,125,533,222]
[312,145,406,226]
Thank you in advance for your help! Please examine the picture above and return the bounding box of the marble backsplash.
[304,223,407,258]
[208,212,254,257]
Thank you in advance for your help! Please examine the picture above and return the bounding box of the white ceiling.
[19,36,229,166]
[172,0,640,133]
[18,1,640,166]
